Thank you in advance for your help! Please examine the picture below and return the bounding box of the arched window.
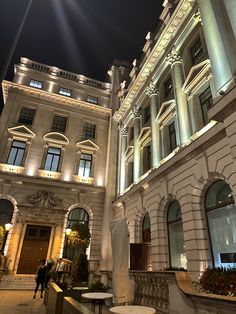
[0,199,14,253]
[142,212,151,243]
[205,180,236,267]
[167,201,186,269]
[67,207,89,228]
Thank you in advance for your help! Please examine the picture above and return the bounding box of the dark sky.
[0,0,163,108]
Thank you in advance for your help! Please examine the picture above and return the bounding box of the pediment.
[138,127,151,143]
[76,139,99,151]
[44,132,69,145]
[157,100,175,121]
[182,59,212,94]
[8,125,35,139]
[125,145,133,158]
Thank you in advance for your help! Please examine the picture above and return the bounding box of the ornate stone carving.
[194,10,202,24]
[131,106,142,119]
[119,125,128,136]
[27,190,63,209]
[146,80,159,97]
[166,46,182,65]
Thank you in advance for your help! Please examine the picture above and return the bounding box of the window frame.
[29,79,43,89]
[86,95,98,105]
[6,140,26,166]
[44,146,61,172]
[58,87,71,97]
[169,121,177,153]
[78,153,93,178]
[199,86,213,125]
[83,123,96,139]
[51,115,67,133]
[190,36,204,65]
[18,107,36,125]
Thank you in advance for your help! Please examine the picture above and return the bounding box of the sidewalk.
[0,290,46,314]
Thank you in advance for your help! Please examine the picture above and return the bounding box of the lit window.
[51,115,67,132]
[44,147,61,172]
[167,201,186,269]
[7,140,26,166]
[164,77,173,99]
[29,79,43,89]
[18,107,36,125]
[190,37,203,65]
[83,123,96,139]
[67,208,89,228]
[59,87,71,97]
[199,87,213,125]
[86,95,98,104]
[79,153,92,177]
[169,121,177,152]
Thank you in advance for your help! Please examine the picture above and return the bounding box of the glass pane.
[79,160,85,176]
[168,201,181,222]
[207,204,236,267]
[84,161,91,177]
[48,147,60,155]
[169,221,187,268]
[143,213,150,230]
[51,155,59,171]
[206,181,234,210]
[44,154,53,171]
[7,148,17,165]
[14,149,24,166]
[13,141,26,148]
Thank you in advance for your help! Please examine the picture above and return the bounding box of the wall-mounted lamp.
[5,223,12,231]
[65,227,72,236]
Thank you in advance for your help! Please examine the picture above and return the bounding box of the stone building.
[1,0,236,295]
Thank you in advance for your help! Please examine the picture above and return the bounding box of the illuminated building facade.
[0,0,236,297]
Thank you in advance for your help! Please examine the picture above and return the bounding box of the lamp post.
[0,0,33,85]
[0,223,13,255]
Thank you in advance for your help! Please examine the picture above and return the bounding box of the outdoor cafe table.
[82,292,113,314]
[109,305,156,314]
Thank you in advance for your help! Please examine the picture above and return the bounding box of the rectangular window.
[86,95,98,104]
[44,147,61,172]
[83,123,96,139]
[7,140,26,166]
[18,107,36,125]
[51,115,67,132]
[169,121,177,152]
[190,37,203,65]
[144,106,150,123]
[59,87,71,97]
[29,79,43,89]
[200,87,213,125]
[164,77,173,99]
[78,153,92,177]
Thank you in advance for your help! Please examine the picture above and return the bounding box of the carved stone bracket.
[119,125,128,137]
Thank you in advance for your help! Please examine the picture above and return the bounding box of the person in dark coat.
[33,259,46,299]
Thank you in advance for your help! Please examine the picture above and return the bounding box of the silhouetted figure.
[33,259,46,299]
[55,258,65,283]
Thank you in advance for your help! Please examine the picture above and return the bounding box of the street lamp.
[0,0,33,84]
[4,223,12,231]
[0,223,13,255]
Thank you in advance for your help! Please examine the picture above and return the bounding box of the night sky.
[0,0,163,110]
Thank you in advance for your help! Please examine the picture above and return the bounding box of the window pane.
[207,204,236,267]
[83,123,96,139]
[51,155,60,171]
[29,79,43,89]
[59,87,71,97]
[86,95,98,104]
[48,147,60,155]
[18,107,35,125]
[84,161,91,177]
[44,154,53,171]
[14,149,24,166]
[51,115,67,132]
[169,221,187,268]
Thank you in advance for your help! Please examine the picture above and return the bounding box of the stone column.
[146,81,162,167]
[223,0,236,39]
[166,47,192,146]
[131,106,141,183]
[119,125,128,194]
[197,0,236,94]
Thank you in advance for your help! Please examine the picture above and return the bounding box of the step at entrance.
[0,275,35,290]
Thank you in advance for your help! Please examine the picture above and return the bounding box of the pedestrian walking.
[55,258,65,283]
[33,259,46,299]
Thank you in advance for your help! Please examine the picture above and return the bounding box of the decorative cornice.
[146,80,159,97]
[113,0,196,122]
[2,81,111,116]
[166,46,182,66]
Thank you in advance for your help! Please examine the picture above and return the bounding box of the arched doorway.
[205,180,236,267]
[167,200,186,269]
[64,207,89,260]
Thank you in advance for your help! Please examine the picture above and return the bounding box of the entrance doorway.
[17,225,51,274]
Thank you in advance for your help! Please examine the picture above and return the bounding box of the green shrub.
[200,267,236,296]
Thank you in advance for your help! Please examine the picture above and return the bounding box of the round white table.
[109,305,156,314]
[82,292,113,314]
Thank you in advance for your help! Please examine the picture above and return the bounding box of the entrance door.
[17,225,51,274]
